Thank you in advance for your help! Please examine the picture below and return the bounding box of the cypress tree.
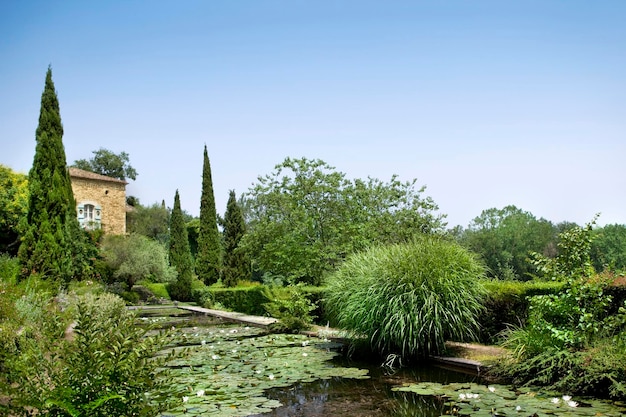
[18,67,90,283]
[222,190,249,287]
[167,190,194,301]
[196,145,221,285]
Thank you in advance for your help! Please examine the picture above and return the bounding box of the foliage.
[591,223,626,272]
[161,323,369,416]
[0,165,28,256]
[1,292,177,416]
[530,215,598,281]
[222,190,249,287]
[324,236,486,359]
[72,147,137,181]
[168,190,194,301]
[193,285,268,316]
[478,280,564,344]
[126,202,170,244]
[0,254,20,284]
[18,67,96,284]
[242,157,444,285]
[393,381,626,416]
[140,282,171,300]
[196,145,222,285]
[495,219,626,399]
[459,205,556,280]
[262,285,317,332]
[100,234,177,288]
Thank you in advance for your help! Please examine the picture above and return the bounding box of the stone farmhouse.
[69,167,127,235]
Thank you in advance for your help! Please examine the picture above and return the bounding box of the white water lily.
[488,386,496,393]
[197,389,205,396]
[182,396,189,403]
[567,401,578,408]
[255,370,262,374]
[211,354,219,360]
[269,374,275,380]
[302,341,309,347]
[201,340,206,346]
[562,395,572,401]
[459,393,466,400]
[302,352,308,357]
[551,398,560,404]
[515,406,522,411]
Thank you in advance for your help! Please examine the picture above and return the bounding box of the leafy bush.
[2,292,177,416]
[0,254,19,284]
[197,286,268,316]
[478,280,563,343]
[140,282,170,301]
[324,236,486,359]
[263,285,317,332]
[101,234,177,287]
[493,219,626,399]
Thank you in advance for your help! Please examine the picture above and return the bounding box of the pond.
[137,307,626,417]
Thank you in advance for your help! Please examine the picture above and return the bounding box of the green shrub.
[0,254,19,284]
[478,280,563,343]
[493,219,626,399]
[263,285,317,332]
[2,292,177,416]
[101,234,177,288]
[324,236,486,359]
[141,282,170,301]
[204,286,268,316]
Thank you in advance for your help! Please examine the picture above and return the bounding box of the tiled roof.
[68,167,128,184]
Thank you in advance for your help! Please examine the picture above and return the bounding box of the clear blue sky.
[1,1,624,227]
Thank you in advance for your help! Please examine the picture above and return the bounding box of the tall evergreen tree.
[222,190,249,287]
[196,145,221,284]
[167,190,194,301]
[18,67,92,283]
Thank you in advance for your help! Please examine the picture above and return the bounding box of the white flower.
[302,353,308,357]
[232,349,237,354]
[197,389,205,397]
[551,398,560,404]
[212,354,219,360]
[488,386,496,393]
[515,406,522,411]
[459,393,467,400]
[201,340,206,346]
[269,374,275,380]
[302,341,309,347]
[255,370,262,374]
[193,326,198,331]
[562,395,572,401]
[182,396,189,403]
[567,401,578,408]
[230,329,238,333]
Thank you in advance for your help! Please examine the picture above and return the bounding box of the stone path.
[177,305,278,328]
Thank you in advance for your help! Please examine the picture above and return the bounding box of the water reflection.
[250,359,480,417]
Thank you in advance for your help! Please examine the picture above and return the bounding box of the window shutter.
[77,204,85,227]
[95,205,102,221]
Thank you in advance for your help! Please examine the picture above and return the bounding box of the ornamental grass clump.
[324,236,486,359]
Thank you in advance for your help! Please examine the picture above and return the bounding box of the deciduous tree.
[0,165,28,255]
[73,148,137,181]
[242,157,444,285]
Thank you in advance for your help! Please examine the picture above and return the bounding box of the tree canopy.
[222,190,249,287]
[241,157,444,285]
[0,165,28,255]
[73,148,137,181]
[458,205,555,280]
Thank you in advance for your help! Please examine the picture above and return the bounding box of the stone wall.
[69,168,127,235]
